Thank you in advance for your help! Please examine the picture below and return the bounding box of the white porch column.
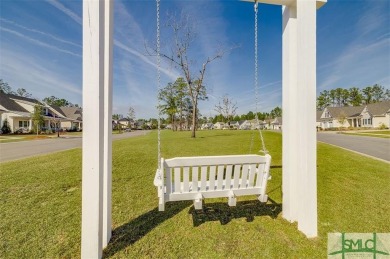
[296,0,318,237]
[281,0,322,238]
[282,4,298,223]
[81,0,105,258]
[103,0,114,248]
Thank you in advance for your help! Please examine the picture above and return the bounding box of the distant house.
[319,101,390,129]
[360,101,390,128]
[59,106,83,130]
[239,120,252,130]
[229,121,240,129]
[271,117,282,130]
[0,92,71,133]
[214,122,225,129]
[118,118,130,129]
[201,123,214,130]
[320,106,363,129]
[263,119,273,130]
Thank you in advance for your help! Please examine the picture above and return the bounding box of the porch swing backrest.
[154,154,271,211]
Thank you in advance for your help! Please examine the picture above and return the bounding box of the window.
[19,121,30,128]
[324,111,330,118]
[363,118,372,126]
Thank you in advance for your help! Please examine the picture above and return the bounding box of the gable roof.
[326,106,364,118]
[364,101,390,116]
[49,105,67,117]
[272,117,282,124]
[7,93,41,105]
[60,107,83,121]
[0,92,30,113]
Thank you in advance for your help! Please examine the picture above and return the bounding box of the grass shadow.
[189,198,282,227]
[103,201,191,258]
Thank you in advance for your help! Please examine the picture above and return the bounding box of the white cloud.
[46,0,82,25]
[0,18,81,48]
[0,27,81,58]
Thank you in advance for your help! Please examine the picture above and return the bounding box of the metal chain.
[156,0,162,169]
[254,1,268,154]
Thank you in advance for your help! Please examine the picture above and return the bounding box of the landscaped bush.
[378,123,387,130]
[1,119,12,134]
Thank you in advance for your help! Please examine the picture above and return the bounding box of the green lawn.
[0,130,389,258]
[341,130,390,138]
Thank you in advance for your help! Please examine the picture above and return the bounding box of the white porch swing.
[153,0,271,211]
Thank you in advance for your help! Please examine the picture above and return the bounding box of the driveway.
[317,132,390,162]
[0,131,149,163]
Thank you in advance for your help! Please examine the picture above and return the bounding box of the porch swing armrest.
[154,169,163,187]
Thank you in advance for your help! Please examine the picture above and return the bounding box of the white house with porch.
[0,92,75,133]
[214,122,225,129]
[319,101,390,129]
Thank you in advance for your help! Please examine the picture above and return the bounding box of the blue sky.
[0,0,389,119]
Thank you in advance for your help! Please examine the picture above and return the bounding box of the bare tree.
[214,95,238,126]
[149,12,227,138]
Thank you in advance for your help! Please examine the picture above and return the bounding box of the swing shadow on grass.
[103,201,192,258]
[189,198,282,227]
[103,197,281,257]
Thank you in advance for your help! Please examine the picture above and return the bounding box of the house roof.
[0,92,30,113]
[60,106,83,121]
[49,105,67,117]
[365,101,390,116]
[326,106,364,118]
[272,117,282,124]
[316,111,323,121]
[6,93,41,105]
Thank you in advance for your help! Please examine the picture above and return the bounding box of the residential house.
[263,119,273,130]
[320,106,363,129]
[271,117,282,130]
[239,120,252,130]
[60,106,83,130]
[229,121,240,129]
[360,101,390,128]
[201,123,214,130]
[118,118,130,129]
[0,92,71,133]
[214,122,225,129]
[319,101,390,129]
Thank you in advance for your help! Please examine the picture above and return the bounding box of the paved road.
[317,132,390,162]
[0,131,149,163]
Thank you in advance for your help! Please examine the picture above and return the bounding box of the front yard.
[0,130,389,258]
[340,130,390,138]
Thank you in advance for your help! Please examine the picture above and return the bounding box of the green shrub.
[1,118,12,134]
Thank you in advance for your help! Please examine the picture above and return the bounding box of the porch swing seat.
[154,154,271,211]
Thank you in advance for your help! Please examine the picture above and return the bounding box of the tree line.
[316,84,389,110]
[158,77,283,130]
